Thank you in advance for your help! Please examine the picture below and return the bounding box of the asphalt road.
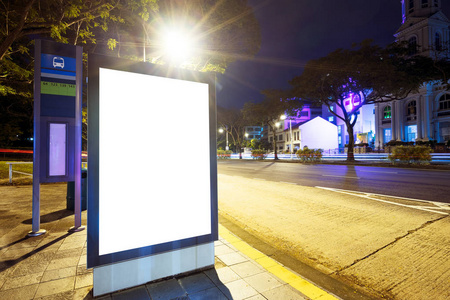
[217,160,450,204]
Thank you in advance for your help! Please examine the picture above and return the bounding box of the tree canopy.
[289,40,442,161]
[0,0,261,147]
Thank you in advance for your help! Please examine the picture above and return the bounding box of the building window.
[409,0,414,12]
[439,94,450,110]
[434,0,438,7]
[279,134,283,141]
[328,116,334,122]
[435,32,442,51]
[406,125,417,142]
[407,100,417,120]
[383,106,392,119]
[408,36,417,55]
[422,0,428,8]
[384,129,392,144]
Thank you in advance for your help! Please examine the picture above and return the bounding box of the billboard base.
[92,242,214,297]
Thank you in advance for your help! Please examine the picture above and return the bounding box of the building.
[243,126,264,141]
[322,103,376,151]
[288,117,338,152]
[374,0,450,148]
[265,104,321,152]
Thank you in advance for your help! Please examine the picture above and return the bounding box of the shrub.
[388,146,431,164]
[296,146,323,162]
[251,149,267,160]
[217,150,232,159]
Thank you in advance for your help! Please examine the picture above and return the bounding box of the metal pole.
[9,164,12,184]
[69,45,85,233]
[225,126,229,151]
[29,40,46,237]
[290,118,293,159]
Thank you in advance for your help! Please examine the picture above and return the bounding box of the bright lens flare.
[163,30,193,62]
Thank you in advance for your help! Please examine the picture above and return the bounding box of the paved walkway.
[0,183,338,299]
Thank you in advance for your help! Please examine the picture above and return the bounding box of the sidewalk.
[0,183,338,299]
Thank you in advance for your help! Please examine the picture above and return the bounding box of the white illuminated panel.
[98,68,211,255]
[48,123,67,176]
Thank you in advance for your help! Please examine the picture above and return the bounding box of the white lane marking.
[315,186,449,215]
[322,175,360,179]
[279,181,298,185]
[360,170,398,174]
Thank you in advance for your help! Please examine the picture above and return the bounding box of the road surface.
[218,160,450,203]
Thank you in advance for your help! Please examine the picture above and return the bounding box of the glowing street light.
[219,127,229,151]
[280,114,293,159]
[162,30,194,62]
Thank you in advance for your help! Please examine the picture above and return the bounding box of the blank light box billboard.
[87,54,217,268]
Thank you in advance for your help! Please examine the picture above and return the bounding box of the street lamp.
[142,21,197,65]
[219,127,229,151]
[280,114,293,159]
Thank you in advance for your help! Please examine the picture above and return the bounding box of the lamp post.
[219,127,229,151]
[281,115,293,159]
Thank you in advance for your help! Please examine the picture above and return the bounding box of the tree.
[242,89,303,160]
[0,0,261,147]
[217,106,246,158]
[289,40,438,161]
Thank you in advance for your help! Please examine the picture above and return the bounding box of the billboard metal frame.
[87,54,218,268]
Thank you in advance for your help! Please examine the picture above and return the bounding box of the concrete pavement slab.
[0,182,338,300]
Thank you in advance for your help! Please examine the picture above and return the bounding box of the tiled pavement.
[0,183,337,299]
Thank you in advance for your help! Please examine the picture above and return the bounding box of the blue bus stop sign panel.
[41,54,76,72]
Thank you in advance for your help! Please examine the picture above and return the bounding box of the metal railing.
[5,162,33,183]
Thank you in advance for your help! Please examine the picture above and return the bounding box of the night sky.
[216,0,450,109]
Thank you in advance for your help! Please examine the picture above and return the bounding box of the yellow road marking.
[218,224,340,300]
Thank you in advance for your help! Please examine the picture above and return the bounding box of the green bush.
[296,146,323,162]
[217,150,232,159]
[388,146,431,164]
[251,149,267,160]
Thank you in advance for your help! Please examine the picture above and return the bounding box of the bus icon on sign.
[53,57,64,69]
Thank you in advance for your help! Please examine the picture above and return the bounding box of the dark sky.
[216,0,450,109]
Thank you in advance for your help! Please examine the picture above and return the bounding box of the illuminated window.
[406,125,417,142]
[383,106,392,119]
[439,94,450,110]
[408,36,417,55]
[422,0,428,8]
[328,116,334,122]
[384,129,392,143]
[435,32,442,51]
[409,0,414,12]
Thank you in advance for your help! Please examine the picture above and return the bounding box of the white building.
[294,117,338,151]
[374,0,450,148]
